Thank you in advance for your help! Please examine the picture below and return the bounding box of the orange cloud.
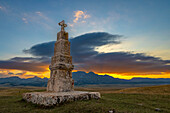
[73,10,90,23]
[0,68,50,79]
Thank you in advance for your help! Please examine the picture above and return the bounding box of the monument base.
[23,91,101,106]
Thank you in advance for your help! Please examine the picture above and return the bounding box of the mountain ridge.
[0,71,169,87]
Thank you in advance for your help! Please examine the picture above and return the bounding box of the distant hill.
[0,71,169,87]
[72,71,170,85]
[0,76,48,87]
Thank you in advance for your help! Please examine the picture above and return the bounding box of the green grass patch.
[0,86,169,113]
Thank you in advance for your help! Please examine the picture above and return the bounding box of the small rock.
[137,103,143,106]
[155,108,161,111]
[109,109,115,113]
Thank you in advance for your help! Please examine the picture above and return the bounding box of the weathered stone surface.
[47,70,74,92]
[51,55,72,65]
[23,91,101,106]
[47,20,74,92]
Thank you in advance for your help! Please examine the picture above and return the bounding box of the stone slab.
[23,91,101,106]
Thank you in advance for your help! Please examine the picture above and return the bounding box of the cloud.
[68,23,74,27]
[70,32,121,63]
[0,4,53,30]
[0,32,170,76]
[22,32,170,75]
[21,11,54,30]
[35,11,43,16]
[23,42,55,57]
[35,11,50,21]
[23,32,121,58]
[0,5,7,12]
[22,18,28,24]
[77,52,170,74]
[73,10,90,23]
[0,5,4,10]
[0,57,50,72]
[0,73,10,78]
[15,72,26,75]
[10,57,50,64]
[0,69,48,78]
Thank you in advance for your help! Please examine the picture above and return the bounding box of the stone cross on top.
[58,20,67,32]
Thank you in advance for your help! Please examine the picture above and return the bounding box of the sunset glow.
[0,0,170,80]
[97,72,170,80]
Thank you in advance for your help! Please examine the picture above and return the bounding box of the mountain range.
[0,71,169,87]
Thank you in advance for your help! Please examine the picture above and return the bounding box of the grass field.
[0,85,169,113]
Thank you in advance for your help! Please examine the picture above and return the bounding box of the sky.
[0,0,170,79]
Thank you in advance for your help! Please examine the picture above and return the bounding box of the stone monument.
[47,20,74,92]
[22,20,100,106]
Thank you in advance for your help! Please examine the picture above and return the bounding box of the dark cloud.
[10,57,50,64]
[0,32,170,75]
[0,57,50,72]
[23,32,121,59]
[0,72,26,78]
[8,72,14,75]
[76,52,170,74]
[21,32,170,74]
[70,32,121,62]
[0,60,47,72]
[15,72,26,75]
[23,42,55,57]
[0,74,10,78]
